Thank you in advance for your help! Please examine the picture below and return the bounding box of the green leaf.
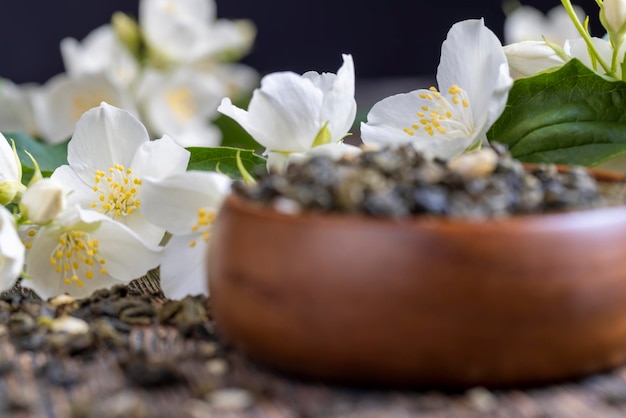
[187,146,266,180]
[487,59,626,166]
[3,131,68,174]
[214,113,261,152]
[2,132,68,181]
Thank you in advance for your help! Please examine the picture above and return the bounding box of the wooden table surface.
[1,272,626,418]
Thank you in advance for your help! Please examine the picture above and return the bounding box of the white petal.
[361,88,476,160]
[409,136,473,160]
[160,234,208,299]
[22,208,129,299]
[114,213,166,247]
[504,41,567,78]
[361,122,472,160]
[437,19,513,134]
[62,26,113,75]
[130,135,190,179]
[0,133,19,182]
[23,226,80,298]
[565,37,614,74]
[362,90,469,146]
[204,19,256,57]
[546,5,586,44]
[141,171,231,234]
[140,0,216,62]
[211,63,259,99]
[89,214,162,281]
[504,6,547,44]
[0,206,23,292]
[316,54,357,142]
[61,25,139,88]
[169,121,222,148]
[219,72,324,152]
[68,103,149,174]
[50,165,95,209]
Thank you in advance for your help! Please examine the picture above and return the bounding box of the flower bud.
[112,11,142,57]
[601,0,626,43]
[503,41,568,78]
[19,178,66,224]
[0,181,25,205]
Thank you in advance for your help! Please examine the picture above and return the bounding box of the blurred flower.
[51,103,190,246]
[218,54,356,171]
[139,0,255,65]
[504,4,585,45]
[0,79,38,136]
[141,171,231,299]
[32,73,137,144]
[134,67,225,147]
[0,0,258,148]
[21,205,161,299]
[19,178,66,224]
[0,205,24,292]
[61,25,139,88]
[361,19,512,160]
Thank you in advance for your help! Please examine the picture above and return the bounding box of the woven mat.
[1,274,626,418]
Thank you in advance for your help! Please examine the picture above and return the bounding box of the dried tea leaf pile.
[235,144,626,218]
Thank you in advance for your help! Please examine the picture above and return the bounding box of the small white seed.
[50,316,89,335]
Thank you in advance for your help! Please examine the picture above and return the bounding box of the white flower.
[504,5,585,45]
[141,171,231,299]
[139,0,255,64]
[361,19,513,160]
[134,67,225,147]
[21,206,161,299]
[0,205,24,292]
[0,133,25,205]
[32,73,137,144]
[61,25,139,88]
[0,79,39,136]
[51,103,190,246]
[218,54,357,170]
[20,178,66,224]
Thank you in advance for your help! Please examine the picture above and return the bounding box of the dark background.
[0,0,600,84]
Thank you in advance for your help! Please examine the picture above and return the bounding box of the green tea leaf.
[487,59,626,166]
[187,146,266,180]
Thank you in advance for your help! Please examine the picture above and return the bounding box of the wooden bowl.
[207,169,626,388]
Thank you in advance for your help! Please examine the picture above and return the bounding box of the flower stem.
[561,0,616,77]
